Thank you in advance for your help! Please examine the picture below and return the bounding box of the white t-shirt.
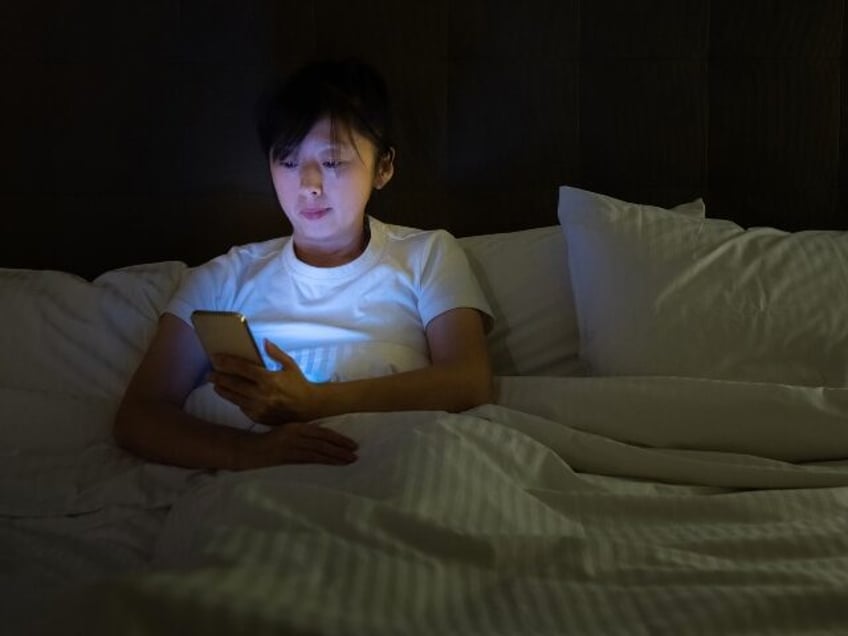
[166,216,493,385]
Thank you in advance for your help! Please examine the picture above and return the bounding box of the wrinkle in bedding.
[33,375,848,636]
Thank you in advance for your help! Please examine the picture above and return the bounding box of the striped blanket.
[40,375,848,636]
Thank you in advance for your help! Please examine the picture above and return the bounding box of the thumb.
[264,339,298,369]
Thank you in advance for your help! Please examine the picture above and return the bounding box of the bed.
[4,2,848,634]
[2,184,848,635]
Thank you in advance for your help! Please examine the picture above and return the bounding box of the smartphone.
[190,310,265,370]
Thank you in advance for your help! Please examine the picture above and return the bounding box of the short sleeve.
[415,230,494,332]
[163,254,237,325]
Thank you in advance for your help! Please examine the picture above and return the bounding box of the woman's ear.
[373,147,395,190]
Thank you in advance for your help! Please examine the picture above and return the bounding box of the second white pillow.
[558,185,848,387]
[460,188,704,377]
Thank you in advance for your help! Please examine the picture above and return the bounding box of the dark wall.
[2,0,846,278]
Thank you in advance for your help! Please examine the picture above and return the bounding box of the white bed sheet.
[6,375,846,636]
[1,507,168,636]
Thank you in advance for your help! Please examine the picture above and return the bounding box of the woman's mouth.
[300,207,330,221]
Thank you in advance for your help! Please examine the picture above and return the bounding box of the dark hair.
[256,59,394,164]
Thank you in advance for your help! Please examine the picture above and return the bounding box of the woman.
[114,59,493,470]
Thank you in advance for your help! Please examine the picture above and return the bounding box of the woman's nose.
[299,164,322,196]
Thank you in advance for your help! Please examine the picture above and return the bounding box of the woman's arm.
[114,314,358,470]
[208,307,494,424]
[319,307,493,415]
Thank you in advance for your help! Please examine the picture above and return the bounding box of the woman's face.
[269,117,392,254]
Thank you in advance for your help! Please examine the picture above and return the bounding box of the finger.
[212,379,268,416]
[286,449,356,465]
[211,354,267,381]
[264,340,299,369]
[293,436,358,463]
[213,383,252,408]
[210,371,259,396]
[300,424,359,450]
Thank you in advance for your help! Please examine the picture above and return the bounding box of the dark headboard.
[3,1,846,279]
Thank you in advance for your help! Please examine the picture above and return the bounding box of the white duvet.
[17,375,847,636]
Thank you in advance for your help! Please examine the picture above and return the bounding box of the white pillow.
[460,194,704,376]
[0,261,186,400]
[0,387,116,453]
[558,185,848,386]
[460,227,583,376]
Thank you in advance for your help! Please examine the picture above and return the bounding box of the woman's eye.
[280,160,297,169]
[322,160,343,169]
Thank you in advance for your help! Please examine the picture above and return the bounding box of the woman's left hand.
[209,340,320,425]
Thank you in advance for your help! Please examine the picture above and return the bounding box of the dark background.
[2,0,846,279]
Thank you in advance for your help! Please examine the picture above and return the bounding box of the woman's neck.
[293,223,371,267]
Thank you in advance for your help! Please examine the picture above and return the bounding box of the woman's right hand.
[233,422,359,470]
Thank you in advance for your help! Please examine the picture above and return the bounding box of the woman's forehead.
[300,116,372,155]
